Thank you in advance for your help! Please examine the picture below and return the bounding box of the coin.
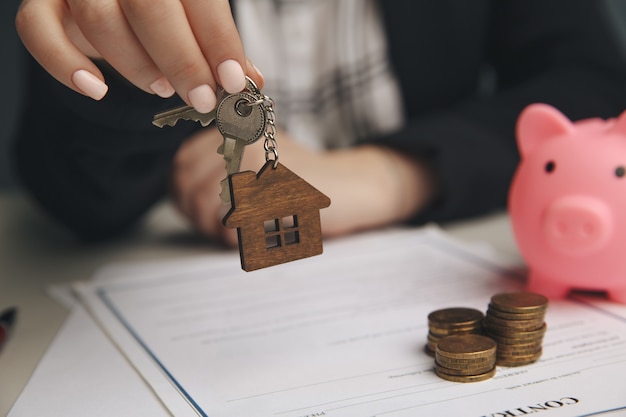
[487,323,547,343]
[436,334,497,360]
[429,326,483,337]
[496,340,542,352]
[435,361,495,376]
[487,305,545,321]
[436,356,496,373]
[428,308,484,329]
[484,315,544,332]
[490,292,548,314]
[426,308,484,355]
[497,341,542,355]
[435,366,496,383]
[496,349,543,367]
[436,354,495,367]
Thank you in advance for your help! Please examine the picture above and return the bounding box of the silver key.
[216,92,267,203]
[151,77,260,128]
[152,105,217,128]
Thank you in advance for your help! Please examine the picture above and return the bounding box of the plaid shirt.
[236,0,405,149]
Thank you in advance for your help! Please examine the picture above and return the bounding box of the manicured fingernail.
[217,59,246,93]
[188,84,217,113]
[149,76,175,98]
[72,69,108,100]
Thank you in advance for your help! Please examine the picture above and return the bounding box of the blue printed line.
[97,288,209,417]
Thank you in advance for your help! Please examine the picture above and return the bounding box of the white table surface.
[0,191,522,416]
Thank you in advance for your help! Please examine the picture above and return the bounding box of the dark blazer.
[14,0,626,240]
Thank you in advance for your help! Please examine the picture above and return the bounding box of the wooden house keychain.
[153,77,331,271]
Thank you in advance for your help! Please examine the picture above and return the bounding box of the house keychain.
[153,77,331,271]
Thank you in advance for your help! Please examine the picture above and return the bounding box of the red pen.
[0,307,17,352]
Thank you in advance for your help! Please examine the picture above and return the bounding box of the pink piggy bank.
[509,103,626,304]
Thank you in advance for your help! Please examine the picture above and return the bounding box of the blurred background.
[2,1,626,190]
[2,0,23,189]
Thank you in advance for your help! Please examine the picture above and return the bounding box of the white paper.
[7,304,171,417]
[73,228,626,417]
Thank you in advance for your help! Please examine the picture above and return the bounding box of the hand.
[171,128,438,246]
[15,0,264,111]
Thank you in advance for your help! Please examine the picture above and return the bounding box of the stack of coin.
[484,292,548,366]
[435,334,497,382]
[426,308,484,356]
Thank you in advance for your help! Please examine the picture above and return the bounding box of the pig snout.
[543,195,613,256]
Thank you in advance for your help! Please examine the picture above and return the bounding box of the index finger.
[184,0,264,92]
[119,0,253,112]
[182,0,248,93]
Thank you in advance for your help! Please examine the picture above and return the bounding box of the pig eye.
[616,166,625,178]
[545,161,556,173]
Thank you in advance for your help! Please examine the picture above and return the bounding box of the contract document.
[73,228,626,417]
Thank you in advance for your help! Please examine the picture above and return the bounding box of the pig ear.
[609,109,626,135]
[516,103,574,157]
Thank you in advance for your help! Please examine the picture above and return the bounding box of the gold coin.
[436,354,496,366]
[435,362,496,376]
[427,330,483,355]
[487,323,547,342]
[429,326,483,337]
[490,336,545,347]
[490,292,548,314]
[427,332,441,341]
[435,366,496,383]
[497,345,542,358]
[427,341,439,352]
[424,344,436,357]
[483,322,524,337]
[436,334,497,360]
[494,339,543,349]
[484,315,545,332]
[496,342,542,355]
[487,305,546,321]
[427,333,441,350]
[496,349,543,367]
[436,356,496,372]
[428,308,484,329]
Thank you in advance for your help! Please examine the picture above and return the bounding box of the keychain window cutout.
[264,219,279,232]
[265,234,280,249]
[223,161,331,271]
[283,216,300,245]
[264,216,300,249]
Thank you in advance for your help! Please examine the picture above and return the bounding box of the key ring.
[244,76,262,97]
[243,98,266,107]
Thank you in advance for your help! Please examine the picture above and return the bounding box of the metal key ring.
[243,97,265,107]
[265,147,279,168]
[245,76,262,96]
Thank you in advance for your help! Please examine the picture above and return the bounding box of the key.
[152,105,217,128]
[216,92,267,203]
[152,76,261,128]
[152,85,231,127]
